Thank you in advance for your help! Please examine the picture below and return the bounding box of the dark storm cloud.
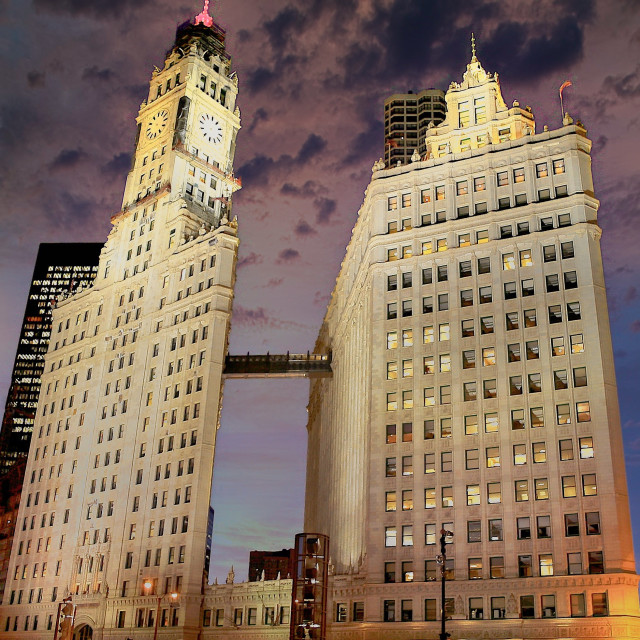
[237,252,263,269]
[46,190,97,227]
[480,17,587,84]
[314,197,336,225]
[248,107,269,134]
[246,66,277,93]
[280,181,321,198]
[296,134,326,164]
[48,148,87,172]
[238,135,327,187]
[263,5,307,52]
[33,0,151,19]
[326,0,592,90]
[277,248,301,263]
[82,66,116,82]
[631,321,640,334]
[604,64,640,98]
[232,304,307,330]
[102,152,132,178]
[294,220,317,236]
[340,117,384,167]
[26,71,45,88]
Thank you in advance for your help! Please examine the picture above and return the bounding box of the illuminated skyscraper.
[0,243,101,475]
[306,48,640,639]
[0,3,243,636]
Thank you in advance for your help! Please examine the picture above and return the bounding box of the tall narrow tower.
[306,46,640,639]
[0,4,241,637]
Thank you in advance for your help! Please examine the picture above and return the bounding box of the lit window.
[465,415,478,435]
[385,526,397,547]
[487,482,501,504]
[424,388,435,407]
[539,554,553,576]
[515,480,529,502]
[582,474,597,496]
[579,436,594,459]
[387,393,397,411]
[387,331,398,349]
[484,412,498,432]
[388,196,398,211]
[386,361,397,380]
[486,447,500,468]
[513,444,527,465]
[423,356,435,374]
[562,475,577,498]
[535,477,549,500]
[576,402,591,422]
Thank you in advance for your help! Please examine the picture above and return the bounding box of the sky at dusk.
[1,0,640,583]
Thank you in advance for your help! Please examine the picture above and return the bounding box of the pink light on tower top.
[195,0,213,27]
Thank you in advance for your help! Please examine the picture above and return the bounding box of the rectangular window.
[490,556,504,579]
[486,446,500,468]
[582,473,597,496]
[535,477,549,500]
[383,600,395,622]
[517,517,531,540]
[385,527,397,547]
[559,439,574,461]
[424,355,435,375]
[518,556,533,578]
[487,482,501,504]
[515,480,529,502]
[489,519,503,541]
[570,594,586,617]
[492,597,506,620]
[562,475,577,498]
[592,593,608,617]
[465,415,478,435]
[521,596,535,619]
[565,513,580,537]
[586,512,601,535]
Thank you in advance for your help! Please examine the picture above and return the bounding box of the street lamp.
[436,529,453,640]
[143,580,178,640]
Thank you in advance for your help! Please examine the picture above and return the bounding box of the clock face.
[199,113,223,144]
[145,110,169,139]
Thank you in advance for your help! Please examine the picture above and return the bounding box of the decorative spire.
[195,0,213,27]
[471,32,477,62]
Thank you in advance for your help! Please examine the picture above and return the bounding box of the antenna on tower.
[471,32,477,62]
[195,0,214,27]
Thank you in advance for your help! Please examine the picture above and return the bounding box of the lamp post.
[436,529,453,640]
[144,580,178,640]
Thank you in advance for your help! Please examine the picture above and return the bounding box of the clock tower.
[0,3,244,638]
[122,1,241,232]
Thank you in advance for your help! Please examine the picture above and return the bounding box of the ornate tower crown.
[195,0,214,27]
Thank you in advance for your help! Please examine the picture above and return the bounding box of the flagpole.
[559,81,572,124]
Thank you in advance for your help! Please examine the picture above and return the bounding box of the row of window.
[377,591,606,623]
[387,320,583,350]
[387,159,566,210]
[387,435,594,468]
[387,233,573,262]
[382,475,598,513]
[386,550,604,584]
[387,382,591,420]
[202,606,291,627]
[388,286,581,318]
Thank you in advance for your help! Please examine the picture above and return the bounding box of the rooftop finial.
[471,32,477,62]
[195,0,214,27]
